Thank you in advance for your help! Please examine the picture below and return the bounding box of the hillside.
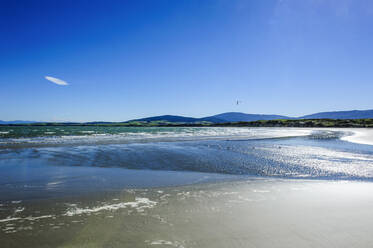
[300,110,373,119]
[210,112,292,122]
[2,109,373,125]
[0,120,36,124]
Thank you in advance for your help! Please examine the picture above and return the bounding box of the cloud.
[45,76,68,86]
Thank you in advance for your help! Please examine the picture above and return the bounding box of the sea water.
[1,126,373,247]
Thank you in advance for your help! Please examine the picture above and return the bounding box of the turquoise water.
[0,126,206,138]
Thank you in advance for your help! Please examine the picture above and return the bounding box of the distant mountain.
[196,116,227,123]
[85,121,115,125]
[300,109,373,119]
[129,115,226,123]
[2,109,373,125]
[128,110,373,124]
[210,112,292,122]
[0,120,37,124]
[129,113,291,123]
[129,115,199,123]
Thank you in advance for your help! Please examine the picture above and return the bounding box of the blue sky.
[1,0,372,122]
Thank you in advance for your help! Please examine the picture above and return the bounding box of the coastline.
[341,128,373,146]
[1,118,373,128]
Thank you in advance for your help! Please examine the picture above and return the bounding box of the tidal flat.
[1,127,373,247]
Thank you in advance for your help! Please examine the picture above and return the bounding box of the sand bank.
[341,128,373,146]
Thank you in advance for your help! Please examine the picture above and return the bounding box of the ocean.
[1,126,373,247]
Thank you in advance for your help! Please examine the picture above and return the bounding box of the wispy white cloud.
[45,76,68,86]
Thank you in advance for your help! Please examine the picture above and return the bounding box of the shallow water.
[1,127,373,247]
[0,126,312,148]
[2,180,373,248]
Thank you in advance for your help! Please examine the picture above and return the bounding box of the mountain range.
[1,109,373,124]
[128,109,373,123]
[0,120,37,124]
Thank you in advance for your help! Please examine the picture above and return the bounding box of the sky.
[1,0,373,122]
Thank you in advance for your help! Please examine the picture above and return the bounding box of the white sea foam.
[14,207,25,213]
[145,240,185,248]
[0,127,314,148]
[0,215,53,223]
[64,197,157,216]
[47,181,62,186]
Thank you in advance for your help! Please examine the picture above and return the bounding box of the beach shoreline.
[1,127,373,247]
[2,179,373,248]
[341,128,373,146]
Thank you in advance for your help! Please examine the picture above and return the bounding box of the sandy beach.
[341,128,373,146]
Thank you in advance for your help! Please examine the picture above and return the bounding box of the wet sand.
[1,179,373,248]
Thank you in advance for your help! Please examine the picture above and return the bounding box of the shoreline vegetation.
[1,118,373,128]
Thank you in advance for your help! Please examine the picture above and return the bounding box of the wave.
[0,127,315,148]
[1,127,372,181]
[64,197,157,216]
[1,130,372,181]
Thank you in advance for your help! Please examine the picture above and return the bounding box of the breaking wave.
[0,126,324,148]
